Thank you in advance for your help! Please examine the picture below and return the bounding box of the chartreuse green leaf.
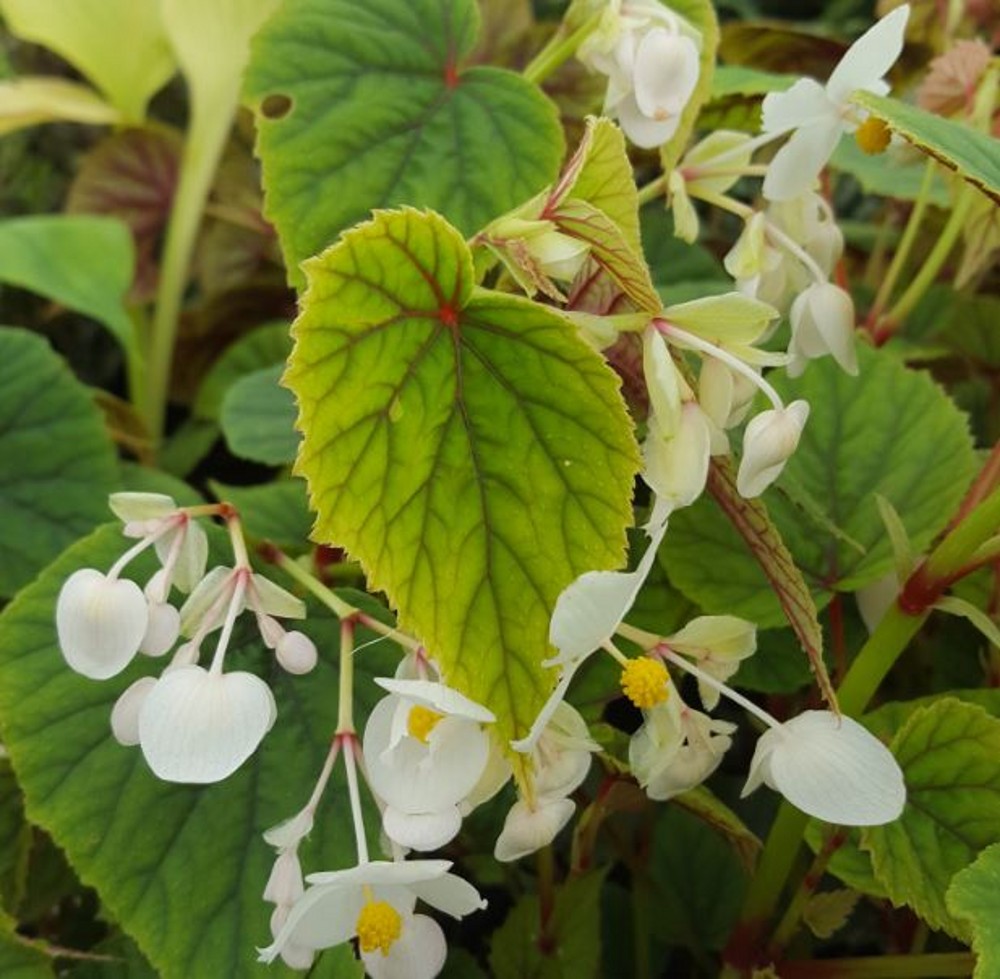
[0,217,135,350]
[665,343,977,625]
[863,699,1000,939]
[287,208,639,743]
[0,525,394,979]
[244,0,563,288]
[220,364,298,465]
[947,842,1000,979]
[659,0,719,171]
[0,0,174,122]
[852,91,1000,205]
[0,329,118,598]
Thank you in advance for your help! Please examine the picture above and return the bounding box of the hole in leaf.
[260,94,292,120]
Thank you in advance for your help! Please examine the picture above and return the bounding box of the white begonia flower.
[363,679,495,852]
[615,26,700,148]
[109,492,208,594]
[787,281,858,378]
[768,192,844,279]
[110,676,158,746]
[258,859,486,973]
[642,401,713,507]
[698,358,758,432]
[665,616,757,710]
[742,710,906,825]
[56,568,150,680]
[137,664,277,783]
[630,694,736,801]
[263,850,314,971]
[512,508,671,754]
[761,5,910,201]
[737,399,810,498]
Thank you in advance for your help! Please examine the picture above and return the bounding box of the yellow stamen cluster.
[407,704,444,743]
[620,657,670,709]
[356,899,403,955]
[855,117,891,155]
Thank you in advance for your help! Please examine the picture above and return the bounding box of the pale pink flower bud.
[276,631,318,675]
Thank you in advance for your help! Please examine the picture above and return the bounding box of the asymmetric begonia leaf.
[220,364,298,466]
[947,842,1000,979]
[0,329,119,598]
[0,525,395,979]
[863,699,1000,939]
[0,0,174,122]
[852,91,1000,204]
[665,344,977,624]
[286,208,639,743]
[244,0,564,288]
[0,217,135,351]
[659,0,720,171]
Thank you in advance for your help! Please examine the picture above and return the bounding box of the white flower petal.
[140,601,180,657]
[825,5,910,105]
[788,282,858,377]
[110,676,157,746]
[375,678,495,723]
[264,808,315,850]
[410,872,488,918]
[642,402,712,509]
[306,860,451,888]
[642,327,682,435]
[56,569,149,679]
[108,492,177,524]
[178,566,234,636]
[548,514,669,663]
[383,805,462,852]
[737,399,810,498]
[138,665,276,783]
[494,797,576,862]
[614,90,682,148]
[633,28,700,120]
[742,711,906,826]
[158,518,208,594]
[276,631,318,674]
[762,119,843,202]
[668,615,757,661]
[264,849,305,906]
[856,572,899,634]
[258,882,362,962]
[250,573,306,619]
[761,77,833,134]
[363,913,447,979]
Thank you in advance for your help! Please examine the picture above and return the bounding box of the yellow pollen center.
[356,899,403,956]
[407,704,444,743]
[620,657,670,709]
[855,117,891,155]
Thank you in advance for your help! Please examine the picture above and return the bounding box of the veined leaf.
[286,208,639,743]
[947,842,1000,979]
[853,91,1000,205]
[244,0,564,288]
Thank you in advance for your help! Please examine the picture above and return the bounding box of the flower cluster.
[55,493,317,783]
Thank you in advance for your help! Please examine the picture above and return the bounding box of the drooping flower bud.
[736,399,810,498]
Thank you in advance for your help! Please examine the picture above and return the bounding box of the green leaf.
[710,64,791,98]
[194,322,291,420]
[0,0,174,122]
[287,208,639,743]
[0,916,52,979]
[0,328,118,597]
[0,524,397,979]
[210,479,313,552]
[659,0,719,170]
[863,699,1000,938]
[220,364,298,465]
[852,91,1000,205]
[665,343,977,622]
[0,760,30,911]
[244,0,564,288]
[0,217,135,350]
[649,805,747,952]
[490,871,606,979]
[947,842,1000,979]
[830,140,950,206]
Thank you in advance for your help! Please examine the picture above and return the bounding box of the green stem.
[523,10,603,86]
[636,174,668,208]
[881,184,975,330]
[144,108,235,446]
[337,619,355,734]
[867,159,936,324]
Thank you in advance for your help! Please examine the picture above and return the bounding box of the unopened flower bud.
[277,631,318,674]
[110,676,157,746]
[737,400,810,498]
